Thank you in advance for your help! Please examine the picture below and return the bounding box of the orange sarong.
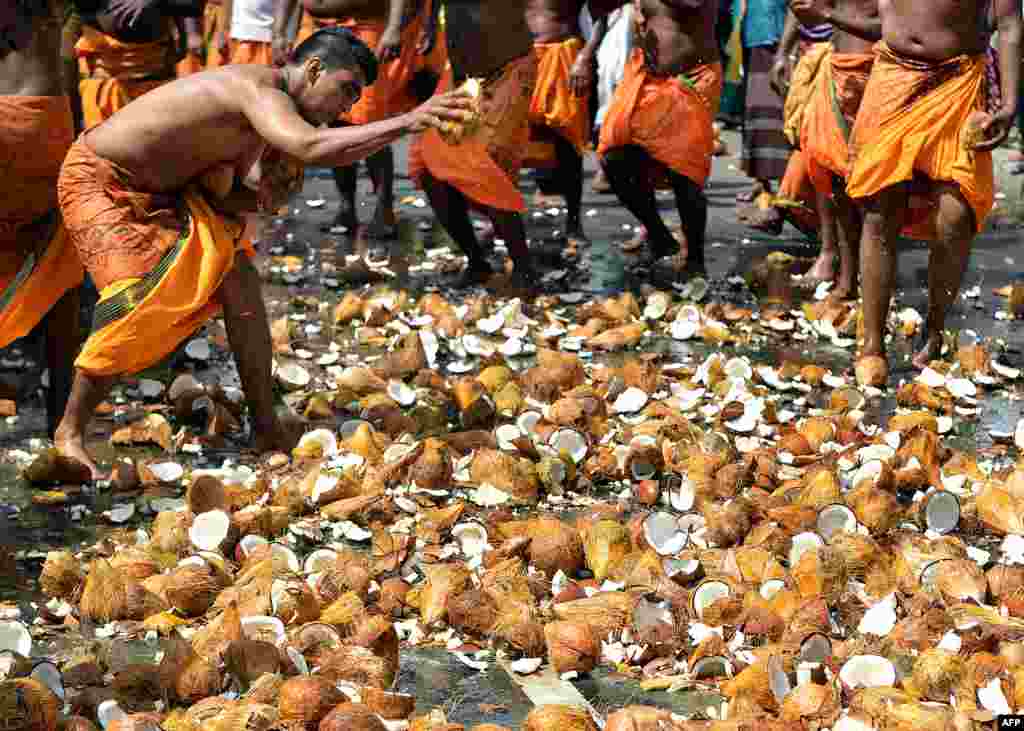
[204,1,229,69]
[76,25,178,127]
[847,42,995,236]
[177,52,203,77]
[409,53,539,213]
[298,1,443,124]
[597,49,723,188]
[523,37,591,168]
[0,97,82,348]
[229,40,273,66]
[58,138,251,377]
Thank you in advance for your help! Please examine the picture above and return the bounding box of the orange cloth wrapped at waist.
[0,96,82,348]
[76,25,177,126]
[228,40,273,66]
[783,42,831,148]
[524,37,591,167]
[409,53,538,213]
[59,137,250,377]
[846,42,995,236]
[177,52,203,77]
[772,150,818,235]
[298,3,437,123]
[597,50,723,188]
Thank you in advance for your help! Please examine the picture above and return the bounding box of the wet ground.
[3,130,1024,724]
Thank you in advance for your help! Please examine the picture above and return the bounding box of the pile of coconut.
[7,284,1024,731]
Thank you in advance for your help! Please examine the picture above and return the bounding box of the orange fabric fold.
[204,2,229,69]
[524,37,591,167]
[298,2,440,123]
[846,43,995,236]
[229,40,273,66]
[0,96,82,347]
[177,51,203,77]
[801,51,874,194]
[76,26,177,127]
[409,54,539,213]
[783,42,831,148]
[59,138,248,377]
[774,150,818,234]
[597,49,723,188]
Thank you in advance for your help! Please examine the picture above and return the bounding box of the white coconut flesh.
[387,380,417,407]
[98,700,128,731]
[240,615,287,644]
[924,491,960,534]
[237,534,269,560]
[799,632,832,664]
[919,559,952,590]
[833,715,878,731]
[451,522,489,557]
[105,504,136,524]
[978,677,1013,715]
[664,557,701,583]
[303,548,339,575]
[768,654,790,702]
[0,621,31,657]
[178,555,207,570]
[669,477,696,512]
[287,646,310,676]
[510,657,543,675]
[189,510,232,552]
[517,411,542,436]
[184,338,211,361]
[613,387,649,414]
[788,531,825,568]
[691,579,731,620]
[760,578,787,600]
[296,429,339,458]
[277,363,311,390]
[495,424,523,450]
[148,462,184,483]
[817,504,858,542]
[31,661,64,699]
[138,379,165,399]
[839,655,896,689]
[644,512,688,556]
[853,460,888,490]
[270,543,301,573]
[548,429,588,464]
[691,655,733,679]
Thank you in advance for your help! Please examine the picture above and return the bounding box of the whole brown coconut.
[165,566,219,617]
[447,589,500,636]
[522,705,598,731]
[544,621,600,674]
[524,517,585,578]
[278,676,345,728]
[318,704,386,731]
[604,706,676,731]
[225,639,281,686]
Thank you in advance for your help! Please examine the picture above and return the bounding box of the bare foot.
[912,335,943,370]
[533,189,562,208]
[53,431,103,481]
[255,413,305,454]
[804,251,836,286]
[591,169,611,194]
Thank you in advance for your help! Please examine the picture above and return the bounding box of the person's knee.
[935,185,975,240]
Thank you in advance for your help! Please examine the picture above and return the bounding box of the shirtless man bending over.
[0,1,83,436]
[407,0,540,288]
[787,0,880,299]
[53,27,471,475]
[275,0,443,240]
[523,0,607,258]
[596,0,722,279]
[846,0,1019,385]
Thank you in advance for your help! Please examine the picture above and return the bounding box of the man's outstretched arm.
[976,0,1021,151]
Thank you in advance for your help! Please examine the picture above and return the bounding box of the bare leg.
[365,145,398,239]
[421,171,493,285]
[807,188,838,285]
[831,178,862,300]
[331,122,359,232]
[43,287,81,438]
[488,207,537,285]
[913,184,975,369]
[669,170,707,276]
[54,369,116,480]
[220,256,301,453]
[858,184,908,359]
[552,134,585,242]
[602,146,678,261]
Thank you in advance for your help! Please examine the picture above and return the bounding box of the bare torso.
[832,0,878,54]
[525,0,584,42]
[446,0,534,80]
[878,0,987,60]
[635,0,719,76]
[78,0,193,42]
[0,1,64,96]
[301,0,422,24]
[83,66,282,194]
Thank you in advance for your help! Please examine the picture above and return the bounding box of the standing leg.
[43,287,82,438]
[219,256,302,453]
[364,145,398,239]
[602,146,678,260]
[807,188,839,285]
[831,177,863,301]
[552,134,585,243]
[54,367,117,479]
[669,171,708,276]
[488,208,536,284]
[421,171,493,285]
[914,184,975,368]
[331,122,360,232]
[858,183,909,366]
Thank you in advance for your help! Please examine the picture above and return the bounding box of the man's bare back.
[445,0,534,79]
[879,0,988,60]
[831,0,879,54]
[0,1,64,96]
[525,0,585,42]
[635,0,719,76]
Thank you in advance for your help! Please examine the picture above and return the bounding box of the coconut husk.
[702,499,753,548]
[203,704,279,731]
[583,520,631,582]
[552,592,638,639]
[150,510,194,555]
[447,588,499,636]
[79,559,131,624]
[791,546,848,604]
[720,657,778,711]
[318,703,387,731]
[372,332,427,380]
[224,640,280,687]
[468,449,540,504]
[318,591,367,635]
[977,484,1024,535]
[544,620,599,674]
[191,600,243,661]
[316,644,396,689]
[522,705,598,731]
[420,564,472,627]
[846,484,902,534]
[39,550,83,600]
[22,448,92,485]
[933,559,988,606]
[277,676,344,725]
[910,648,964,702]
[165,566,219,617]
[779,682,840,726]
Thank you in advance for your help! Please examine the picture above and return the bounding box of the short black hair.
[291,27,378,86]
